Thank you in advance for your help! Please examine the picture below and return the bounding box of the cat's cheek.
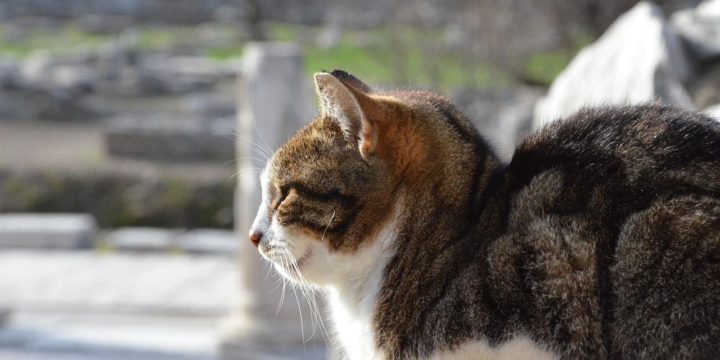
[283,234,332,284]
[295,244,336,285]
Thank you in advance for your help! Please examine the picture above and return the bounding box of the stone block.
[103,114,235,163]
[175,229,237,255]
[104,227,178,252]
[672,0,720,61]
[534,2,694,128]
[0,213,96,249]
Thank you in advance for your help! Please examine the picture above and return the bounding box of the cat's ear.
[330,69,372,93]
[314,71,378,159]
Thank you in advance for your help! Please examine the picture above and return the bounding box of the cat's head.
[248,70,484,286]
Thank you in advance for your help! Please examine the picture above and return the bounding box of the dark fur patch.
[373,104,720,358]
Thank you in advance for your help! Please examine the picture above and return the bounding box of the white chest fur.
[328,289,384,360]
[324,203,401,360]
[322,199,558,360]
[428,336,559,360]
[325,228,394,360]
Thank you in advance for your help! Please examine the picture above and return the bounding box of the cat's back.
[508,104,720,210]
[496,104,720,358]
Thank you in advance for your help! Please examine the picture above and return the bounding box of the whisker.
[253,127,276,159]
[230,167,264,180]
[290,254,319,340]
[321,211,337,242]
[292,285,306,345]
[235,134,275,161]
[282,247,329,343]
[277,265,287,314]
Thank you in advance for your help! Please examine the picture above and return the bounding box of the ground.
[0,249,326,360]
[0,250,233,359]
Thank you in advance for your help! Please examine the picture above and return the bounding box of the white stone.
[104,228,177,252]
[534,2,694,128]
[52,65,97,92]
[672,0,720,60]
[0,213,96,249]
[19,51,54,88]
[175,229,237,255]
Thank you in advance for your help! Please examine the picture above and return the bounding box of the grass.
[302,26,505,93]
[136,26,184,51]
[522,51,574,87]
[207,46,244,60]
[0,20,589,89]
[520,32,595,87]
[0,24,113,57]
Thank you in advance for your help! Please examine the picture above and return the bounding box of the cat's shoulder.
[517,104,720,153]
[501,104,720,211]
[509,104,720,171]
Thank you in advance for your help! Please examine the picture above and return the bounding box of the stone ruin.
[0,38,240,161]
[534,0,720,128]
[0,24,241,228]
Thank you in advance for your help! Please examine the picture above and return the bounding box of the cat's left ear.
[314,71,378,159]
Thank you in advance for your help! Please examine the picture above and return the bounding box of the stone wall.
[0,0,326,24]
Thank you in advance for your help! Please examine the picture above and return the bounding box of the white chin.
[273,253,327,285]
[272,262,298,281]
[272,255,308,282]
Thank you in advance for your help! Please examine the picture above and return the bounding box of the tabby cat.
[248,70,720,359]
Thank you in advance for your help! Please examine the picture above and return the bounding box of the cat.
[247,69,720,359]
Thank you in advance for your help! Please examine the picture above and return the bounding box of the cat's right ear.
[313,72,378,159]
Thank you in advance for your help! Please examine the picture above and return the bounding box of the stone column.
[220,43,325,359]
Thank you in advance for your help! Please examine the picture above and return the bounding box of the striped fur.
[250,70,720,359]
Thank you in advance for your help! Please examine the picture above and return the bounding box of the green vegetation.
[520,32,594,87]
[136,26,184,51]
[207,46,244,60]
[522,51,574,87]
[0,21,594,89]
[0,24,113,57]
[297,25,505,92]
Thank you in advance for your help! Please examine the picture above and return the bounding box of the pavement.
[0,245,328,360]
[0,250,236,360]
[0,311,219,360]
[0,250,237,315]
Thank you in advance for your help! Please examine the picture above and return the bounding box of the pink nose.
[249,230,263,248]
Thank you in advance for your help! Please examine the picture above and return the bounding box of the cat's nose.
[249,229,263,248]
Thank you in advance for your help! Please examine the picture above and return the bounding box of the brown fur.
[260,71,720,359]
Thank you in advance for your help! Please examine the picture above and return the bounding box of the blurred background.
[0,0,717,359]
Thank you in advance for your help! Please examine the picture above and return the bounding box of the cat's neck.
[325,198,404,359]
[372,154,510,357]
[326,153,509,358]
